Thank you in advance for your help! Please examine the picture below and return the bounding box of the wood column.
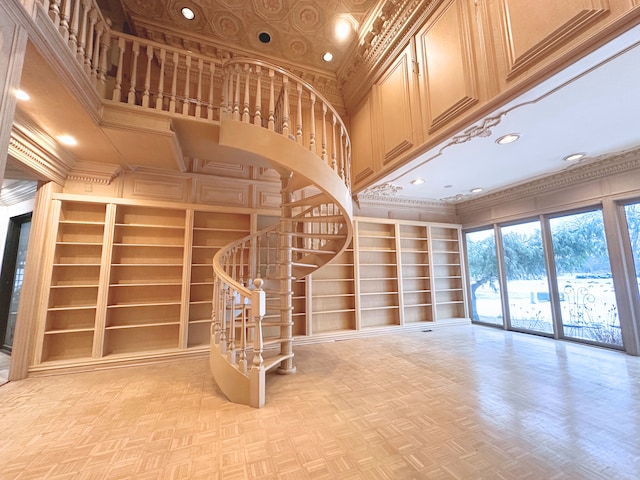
[0,2,28,186]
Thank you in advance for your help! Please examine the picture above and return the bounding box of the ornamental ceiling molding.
[361,181,403,196]
[66,161,123,185]
[9,114,76,186]
[355,191,453,212]
[340,0,441,109]
[456,145,640,210]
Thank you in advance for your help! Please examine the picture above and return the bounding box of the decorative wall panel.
[501,0,609,78]
[123,174,189,202]
[376,49,415,164]
[194,179,248,207]
[418,0,478,132]
[350,94,375,185]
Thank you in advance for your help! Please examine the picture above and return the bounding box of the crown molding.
[456,145,640,212]
[66,161,122,185]
[356,191,453,213]
[9,112,76,185]
[341,0,443,111]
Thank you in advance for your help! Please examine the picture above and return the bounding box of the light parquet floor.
[1,325,640,479]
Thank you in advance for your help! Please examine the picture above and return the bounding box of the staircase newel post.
[278,184,296,375]
[309,92,316,154]
[268,69,275,131]
[281,76,290,138]
[249,278,266,408]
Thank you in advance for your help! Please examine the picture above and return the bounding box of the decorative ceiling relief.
[119,0,381,72]
[361,182,403,196]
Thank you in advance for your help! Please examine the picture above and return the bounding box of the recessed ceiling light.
[496,133,520,145]
[15,89,30,101]
[564,153,585,162]
[335,19,351,41]
[470,187,483,193]
[443,185,453,188]
[181,7,195,20]
[258,32,271,44]
[57,134,77,146]
[322,52,334,62]
[411,178,425,185]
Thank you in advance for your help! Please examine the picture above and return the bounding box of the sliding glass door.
[465,229,503,326]
[501,221,553,334]
[549,210,621,346]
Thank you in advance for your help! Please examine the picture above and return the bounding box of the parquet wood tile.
[2,325,640,479]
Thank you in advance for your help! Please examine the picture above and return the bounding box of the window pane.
[466,229,503,325]
[550,210,621,346]
[625,202,640,324]
[501,221,553,334]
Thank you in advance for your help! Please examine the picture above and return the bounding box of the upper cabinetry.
[350,0,632,189]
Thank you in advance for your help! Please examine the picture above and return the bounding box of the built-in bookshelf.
[41,201,106,362]
[310,241,355,334]
[105,205,186,356]
[189,211,251,347]
[355,221,400,327]
[398,224,433,323]
[36,202,468,369]
[429,225,467,319]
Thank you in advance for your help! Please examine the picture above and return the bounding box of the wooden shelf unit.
[42,201,107,362]
[355,221,400,327]
[36,199,259,367]
[105,205,187,355]
[398,224,433,323]
[309,242,356,334]
[429,225,467,320]
[188,211,251,347]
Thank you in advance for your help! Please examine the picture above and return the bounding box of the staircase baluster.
[331,113,338,172]
[127,41,139,105]
[155,49,166,110]
[296,83,303,145]
[90,20,102,84]
[212,278,220,343]
[219,284,227,353]
[254,66,262,126]
[227,287,236,364]
[268,69,275,131]
[97,19,111,98]
[112,37,125,102]
[196,59,203,118]
[340,126,346,180]
[208,62,215,120]
[233,65,241,121]
[242,64,251,123]
[182,55,192,115]
[76,0,91,64]
[68,0,81,53]
[250,277,265,408]
[169,52,179,113]
[321,102,328,162]
[281,76,290,138]
[59,0,72,42]
[142,45,153,108]
[309,92,316,154]
[84,8,97,75]
[48,0,61,28]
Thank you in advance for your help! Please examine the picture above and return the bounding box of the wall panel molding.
[501,0,609,79]
[377,53,415,164]
[194,179,248,207]
[418,0,479,132]
[124,174,189,202]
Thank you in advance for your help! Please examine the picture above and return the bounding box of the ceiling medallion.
[362,182,403,196]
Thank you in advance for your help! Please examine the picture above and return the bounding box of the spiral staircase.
[210,60,353,407]
[26,0,353,407]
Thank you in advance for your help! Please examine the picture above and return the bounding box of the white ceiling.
[372,25,640,203]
